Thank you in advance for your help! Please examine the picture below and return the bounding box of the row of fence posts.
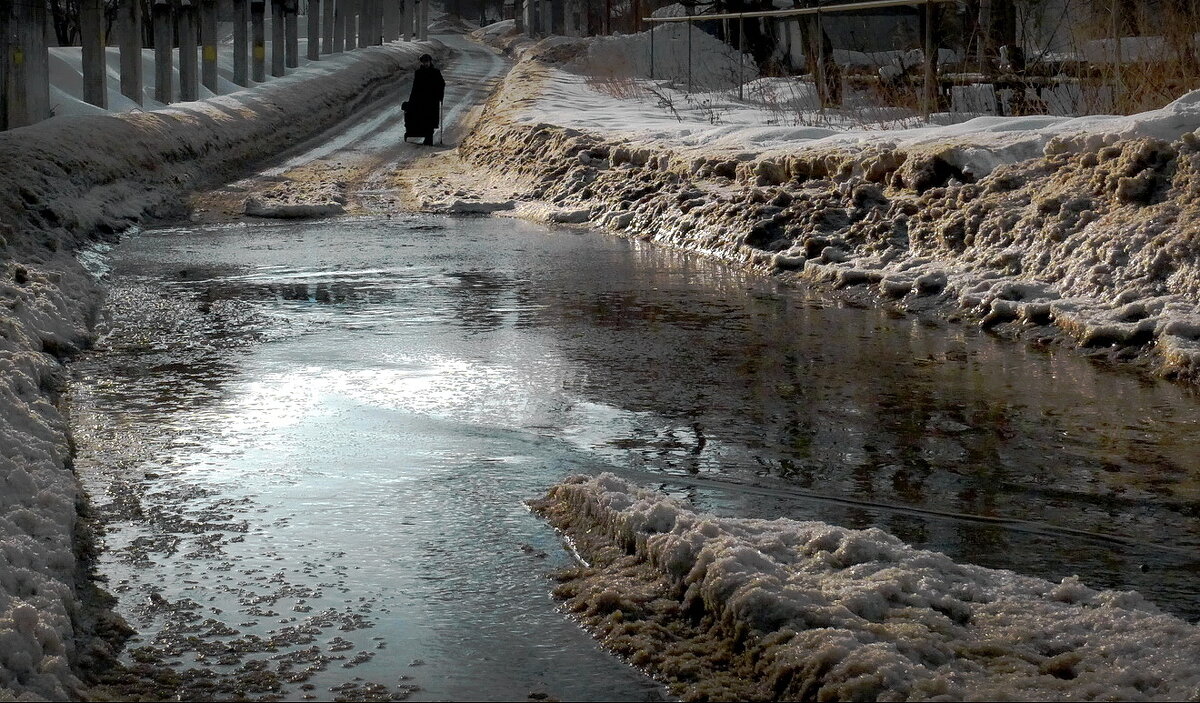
[1,0,432,132]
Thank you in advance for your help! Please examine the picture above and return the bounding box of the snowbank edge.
[0,40,447,701]
[462,33,1200,387]
[532,472,1200,702]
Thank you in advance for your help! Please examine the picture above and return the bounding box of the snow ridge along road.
[0,35,473,701]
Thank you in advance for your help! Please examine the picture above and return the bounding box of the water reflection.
[74,212,1200,701]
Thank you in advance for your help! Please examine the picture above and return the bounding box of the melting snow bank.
[533,474,1200,701]
[0,40,445,700]
[462,29,1200,385]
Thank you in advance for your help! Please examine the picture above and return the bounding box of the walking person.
[402,54,445,146]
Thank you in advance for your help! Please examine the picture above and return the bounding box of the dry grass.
[579,54,648,100]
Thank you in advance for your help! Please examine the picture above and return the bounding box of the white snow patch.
[543,473,1200,700]
[566,23,758,92]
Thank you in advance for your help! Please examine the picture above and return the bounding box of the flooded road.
[72,214,1200,700]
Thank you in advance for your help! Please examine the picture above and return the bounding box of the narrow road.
[190,32,510,221]
[73,26,1200,703]
[77,32,672,702]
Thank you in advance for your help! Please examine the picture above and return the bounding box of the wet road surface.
[72,214,1200,700]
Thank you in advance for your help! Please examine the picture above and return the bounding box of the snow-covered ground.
[536,473,1200,701]
[466,19,1200,386]
[0,32,445,700]
[455,22,1200,696]
[5,11,1200,701]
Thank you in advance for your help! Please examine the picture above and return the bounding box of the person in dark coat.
[403,54,445,146]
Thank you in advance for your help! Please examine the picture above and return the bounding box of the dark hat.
[419,53,433,62]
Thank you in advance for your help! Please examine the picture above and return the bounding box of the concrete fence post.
[359,0,371,47]
[359,0,372,46]
[384,0,400,41]
[234,0,249,85]
[272,0,286,76]
[687,18,692,93]
[308,0,321,59]
[7,0,50,126]
[28,0,48,123]
[153,0,174,103]
[252,0,267,81]
[360,0,374,45]
[285,0,299,67]
[1,3,9,130]
[333,0,346,50]
[179,0,199,101]
[81,0,108,109]
[922,1,933,120]
[323,0,336,52]
[201,0,220,93]
[343,0,358,50]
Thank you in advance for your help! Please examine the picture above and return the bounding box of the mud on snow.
[455,46,1200,389]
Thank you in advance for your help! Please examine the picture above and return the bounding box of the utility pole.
[81,0,107,108]
[202,0,220,93]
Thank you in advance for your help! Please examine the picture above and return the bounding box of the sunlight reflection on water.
[72,213,1200,700]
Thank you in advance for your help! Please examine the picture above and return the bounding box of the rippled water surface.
[72,214,1200,700]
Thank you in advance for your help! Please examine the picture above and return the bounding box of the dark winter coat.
[405,65,445,138]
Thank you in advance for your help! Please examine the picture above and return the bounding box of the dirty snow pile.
[535,474,1200,701]
[0,256,101,702]
[244,181,349,218]
[0,38,444,700]
[462,25,1200,382]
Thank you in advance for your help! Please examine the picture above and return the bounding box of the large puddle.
[71,214,1200,700]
